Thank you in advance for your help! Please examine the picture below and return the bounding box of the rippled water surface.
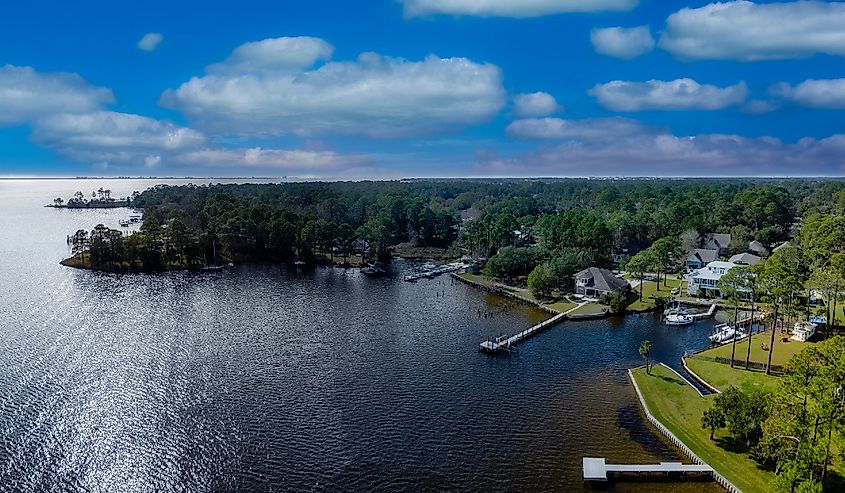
[0,179,724,492]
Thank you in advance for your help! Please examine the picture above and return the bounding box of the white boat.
[666,312,694,326]
[709,324,737,344]
[791,322,816,342]
[809,315,827,325]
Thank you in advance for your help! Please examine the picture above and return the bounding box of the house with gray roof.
[575,267,630,298]
[748,240,770,257]
[729,252,762,266]
[685,248,718,272]
[702,233,731,256]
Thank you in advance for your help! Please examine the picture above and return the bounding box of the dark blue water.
[0,179,722,492]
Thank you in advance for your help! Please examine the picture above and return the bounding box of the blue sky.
[2,0,845,177]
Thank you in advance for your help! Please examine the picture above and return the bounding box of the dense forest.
[62,178,845,274]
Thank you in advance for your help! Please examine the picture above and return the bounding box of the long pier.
[479,302,586,353]
[583,457,713,482]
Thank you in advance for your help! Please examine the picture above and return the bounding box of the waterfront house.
[687,260,745,297]
[701,232,731,256]
[685,248,718,272]
[728,252,762,266]
[575,267,630,298]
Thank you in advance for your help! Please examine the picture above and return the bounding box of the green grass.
[567,302,608,317]
[697,330,813,368]
[685,358,779,393]
[548,300,578,312]
[632,365,775,493]
[626,277,683,311]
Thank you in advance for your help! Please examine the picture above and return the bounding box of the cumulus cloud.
[0,64,367,174]
[660,1,845,61]
[512,92,562,118]
[591,26,655,59]
[0,65,114,126]
[207,36,333,73]
[161,37,505,137]
[589,78,747,111]
[32,111,206,161]
[483,124,845,176]
[401,0,638,18]
[506,117,658,141]
[137,33,163,52]
[772,78,845,109]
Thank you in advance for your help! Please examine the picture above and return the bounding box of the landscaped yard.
[685,357,779,393]
[697,330,814,368]
[631,364,775,493]
[626,277,684,312]
[456,272,604,315]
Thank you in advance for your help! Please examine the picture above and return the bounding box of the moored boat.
[791,322,816,342]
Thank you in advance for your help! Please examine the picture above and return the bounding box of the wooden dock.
[583,457,713,481]
[479,302,586,353]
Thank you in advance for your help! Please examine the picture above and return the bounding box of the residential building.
[729,252,762,266]
[575,267,630,298]
[701,232,731,256]
[687,261,747,297]
[748,240,770,257]
[685,248,718,271]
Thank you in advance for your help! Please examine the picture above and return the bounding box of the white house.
[687,261,747,297]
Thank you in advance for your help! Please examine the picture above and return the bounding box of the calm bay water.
[0,179,723,492]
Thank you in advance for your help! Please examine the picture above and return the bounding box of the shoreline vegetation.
[632,336,845,493]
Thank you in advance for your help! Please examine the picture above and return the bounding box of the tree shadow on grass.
[713,435,751,454]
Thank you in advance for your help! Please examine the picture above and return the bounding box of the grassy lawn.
[631,365,775,493]
[567,302,608,317]
[626,277,683,311]
[548,300,578,312]
[697,330,814,368]
[685,358,779,393]
[456,272,582,314]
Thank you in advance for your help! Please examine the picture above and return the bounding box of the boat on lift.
[709,324,738,344]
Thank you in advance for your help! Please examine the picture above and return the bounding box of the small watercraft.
[809,315,827,325]
[362,263,386,277]
[791,322,816,342]
[709,324,738,344]
[665,312,694,326]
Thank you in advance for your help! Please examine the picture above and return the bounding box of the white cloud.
[591,26,655,59]
[589,78,747,111]
[207,37,333,73]
[482,124,845,176]
[32,111,205,156]
[161,37,506,137]
[772,78,845,109]
[506,117,657,141]
[0,65,114,126]
[401,0,638,18]
[137,33,164,52]
[660,1,845,61]
[176,148,371,170]
[512,92,562,118]
[742,99,779,115]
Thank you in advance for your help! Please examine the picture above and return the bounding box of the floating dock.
[582,457,713,482]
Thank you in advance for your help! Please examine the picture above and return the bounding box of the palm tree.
[639,340,652,375]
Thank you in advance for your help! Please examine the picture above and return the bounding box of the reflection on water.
[0,180,722,492]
